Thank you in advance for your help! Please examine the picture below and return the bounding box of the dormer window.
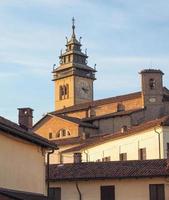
[149,78,156,90]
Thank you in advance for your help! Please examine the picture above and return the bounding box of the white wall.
[62,126,169,163]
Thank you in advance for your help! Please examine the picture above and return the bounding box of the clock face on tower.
[77,80,91,99]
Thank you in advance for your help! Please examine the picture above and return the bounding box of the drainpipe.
[75,181,82,200]
[154,127,161,159]
[47,149,55,196]
[84,150,88,162]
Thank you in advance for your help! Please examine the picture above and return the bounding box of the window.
[49,187,61,200]
[167,143,169,158]
[59,84,69,100]
[102,156,111,162]
[149,184,165,200]
[117,103,125,112]
[119,153,127,161]
[100,185,115,200]
[56,129,71,138]
[149,78,156,90]
[49,132,52,139]
[138,148,146,160]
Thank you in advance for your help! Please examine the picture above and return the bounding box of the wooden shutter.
[149,184,165,200]
[49,187,61,200]
[139,148,146,160]
[119,153,127,161]
[101,185,115,200]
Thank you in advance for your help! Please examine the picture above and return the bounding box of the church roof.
[61,115,169,153]
[0,116,57,149]
[51,91,142,115]
[83,108,144,122]
[49,159,169,181]
[56,115,98,129]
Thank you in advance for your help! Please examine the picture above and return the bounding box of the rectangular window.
[100,185,115,200]
[119,153,127,161]
[138,148,146,160]
[49,187,61,200]
[149,184,165,200]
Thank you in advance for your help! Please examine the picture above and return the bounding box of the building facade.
[0,109,56,199]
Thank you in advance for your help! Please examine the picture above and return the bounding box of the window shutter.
[101,185,115,200]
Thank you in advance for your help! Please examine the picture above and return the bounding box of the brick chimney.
[18,108,33,130]
[74,152,82,163]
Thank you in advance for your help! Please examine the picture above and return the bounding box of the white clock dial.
[77,81,91,99]
[149,97,156,103]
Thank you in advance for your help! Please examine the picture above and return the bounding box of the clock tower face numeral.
[77,80,92,99]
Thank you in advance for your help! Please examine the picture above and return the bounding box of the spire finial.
[72,17,75,38]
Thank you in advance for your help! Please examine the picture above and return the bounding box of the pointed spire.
[72,17,76,38]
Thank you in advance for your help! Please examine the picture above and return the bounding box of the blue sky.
[1,0,169,123]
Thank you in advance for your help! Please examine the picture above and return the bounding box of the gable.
[33,115,79,140]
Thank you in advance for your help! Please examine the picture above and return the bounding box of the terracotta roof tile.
[49,159,169,181]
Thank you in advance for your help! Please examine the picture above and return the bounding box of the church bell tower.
[53,18,96,111]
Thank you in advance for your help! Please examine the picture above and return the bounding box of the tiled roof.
[0,188,47,200]
[140,69,164,74]
[57,115,98,128]
[52,137,84,146]
[49,159,169,181]
[62,115,169,153]
[83,108,144,122]
[0,116,57,149]
[50,92,142,115]
[52,133,109,146]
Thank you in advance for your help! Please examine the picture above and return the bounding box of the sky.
[0,0,169,123]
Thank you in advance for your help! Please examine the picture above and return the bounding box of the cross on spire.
[72,17,75,38]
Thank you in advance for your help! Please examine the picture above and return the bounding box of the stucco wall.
[82,127,166,162]
[50,178,169,200]
[62,127,169,163]
[0,131,46,194]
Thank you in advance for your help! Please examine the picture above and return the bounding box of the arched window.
[65,84,69,98]
[56,129,71,138]
[149,78,156,90]
[59,86,64,100]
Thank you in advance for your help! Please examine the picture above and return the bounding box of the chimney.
[121,125,128,133]
[74,152,82,163]
[18,108,33,130]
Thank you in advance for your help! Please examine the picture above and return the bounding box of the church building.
[33,19,169,164]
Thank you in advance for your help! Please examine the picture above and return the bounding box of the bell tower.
[140,69,164,120]
[53,18,96,111]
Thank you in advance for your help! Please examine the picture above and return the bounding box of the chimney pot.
[121,125,128,133]
[74,152,82,163]
[18,108,33,131]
